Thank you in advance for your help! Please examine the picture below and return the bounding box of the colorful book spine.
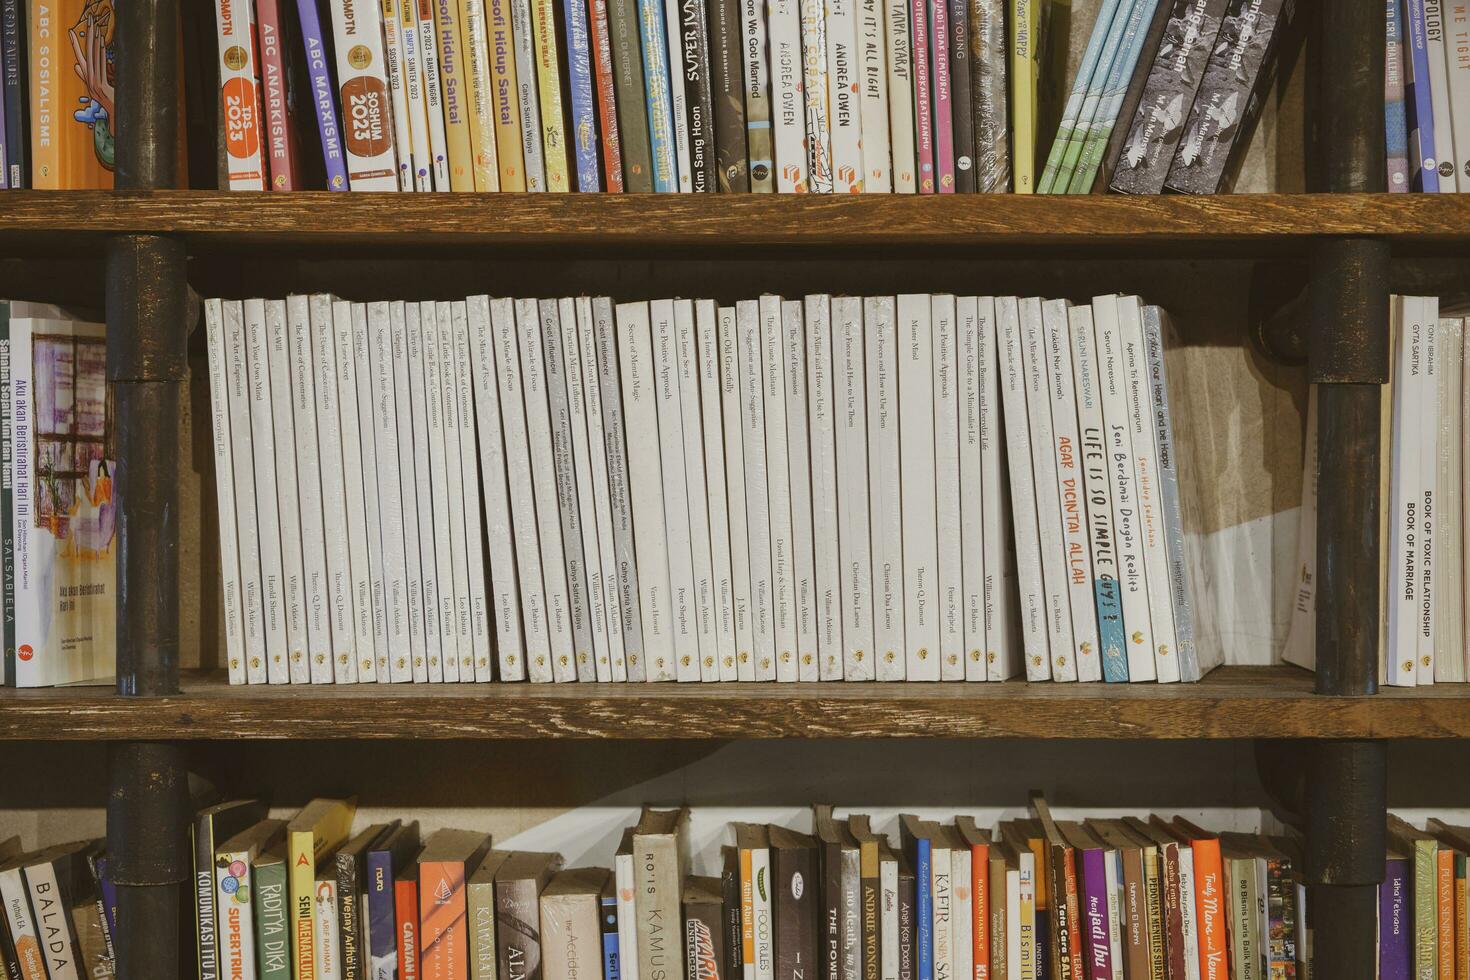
[295,0,349,190]
[916,841,933,980]
[948,0,974,190]
[587,0,625,189]
[436,0,479,190]
[396,876,421,978]
[380,0,416,191]
[2,0,24,188]
[1009,0,1041,191]
[256,0,300,190]
[488,0,528,189]
[603,887,622,980]
[215,0,268,190]
[413,0,453,188]
[1389,0,1412,191]
[366,850,398,980]
[801,0,835,191]
[563,0,604,189]
[639,0,681,190]
[931,0,956,191]
[328,0,400,189]
[1081,849,1110,980]
[609,0,653,190]
[741,0,776,190]
[1037,0,1121,193]
[1068,0,1157,194]
[911,0,935,191]
[460,0,504,190]
[1382,858,1411,980]
[1424,0,1458,190]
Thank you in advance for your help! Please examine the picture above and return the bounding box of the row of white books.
[204,290,1218,684]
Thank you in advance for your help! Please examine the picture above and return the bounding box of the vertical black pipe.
[106,3,188,979]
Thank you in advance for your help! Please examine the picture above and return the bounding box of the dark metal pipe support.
[107,742,190,978]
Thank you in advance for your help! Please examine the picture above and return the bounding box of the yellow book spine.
[30,1,115,189]
[487,0,527,188]
[289,830,320,980]
[1007,0,1038,194]
[458,0,503,189]
[437,0,478,189]
[530,0,570,191]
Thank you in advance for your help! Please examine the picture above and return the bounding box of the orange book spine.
[741,849,756,970]
[397,877,421,979]
[29,0,115,188]
[419,860,469,978]
[1190,839,1227,980]
[1441,850,1456,980]
[971,845,989,980]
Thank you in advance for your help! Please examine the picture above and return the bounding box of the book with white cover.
[1069,303,1127,683]
[507,0,547,189]
[879,849,899,980]
[451,302,494,680]
[468,296,527,681]
[389,302,429,683]
[404,303,445,682]
[855,0,888,191]
[866,296,906,680]
[805,294,844,681]
[932,294,964,681]
[896,294,939,680]
[578,297,628,682]
[333,302,378,683]
[782,299,820,682]
[425,302,466,683]
[1119,296,1178,684]
[396,0,434,189]
[1043,298,1100,682]
[664,0,695,189]
[720,306,758,682]
[349,304,389,681]
[379,0,414,189]
[562,298,614,682]
[1418,300,1440,685]
[415,0,453,189]
[265,300,311,685]
[738,299,778,681]
[286,296,335,685]
[310,296,360,685]
[1281,386,1317,672]
[617,301,677,681]
[760,296,799,681]
[214,0,267,189]
[995,295,1050,680]
[951,843,972,980]
[224,300,272,685]
[1386,295,1420,686]
[769,0,811,190]
[593,297,644,681]
[367,302,414,682]
[698,301,740,681]
[491,298,554,682]
[826,0,864,191]
[674,300,720,681]
[1018,297,1076,681]
[956,297,986,681]
[437,301,477,681]
[541,299,596,683]
[520,299,578,683]
[1426,1,1460,191]
[205,300,249,685]
[1092,294,1154,682]
[884,0,915,191]
[833,297,875,680]
[327,0,400,189]
[978,298,1019,681]
[650,299,701,682]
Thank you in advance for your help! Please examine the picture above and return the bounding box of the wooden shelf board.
[4,666,1468,740]
[0,191,1463,251]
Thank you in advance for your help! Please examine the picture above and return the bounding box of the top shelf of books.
[2,192,1468,253]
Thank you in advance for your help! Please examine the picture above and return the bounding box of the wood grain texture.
[0,192,1467,250]
[6,667,1470,740]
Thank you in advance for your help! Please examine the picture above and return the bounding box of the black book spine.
[896,865,914,980]
[679,0,718,191]
[336,851,362,980]
[967,0,1008,191]
[498,878,545,980]
[607,0,655,189]
[686,893,726,980]
[1,0,25,188]
[722,855,745,980]
[774,847,818,980]
[707,0,750,189]
[948,0,975,191]
[822,844,842,980]
[1050,846,1072,980]
[195,816,219,980]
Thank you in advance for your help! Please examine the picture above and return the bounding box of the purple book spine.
[1380,858,1411,980]
[929,0,954,191]
[294,0,350,191]
[1405,0,1441,190]
[1081,848,1111,980]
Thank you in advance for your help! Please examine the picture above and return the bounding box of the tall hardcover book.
[635,809,690,980]
[288,798,357,980]
[215,0,268,190]
[679,0,718,191]
[970,0,1007,190]
[327,0,401,189]
[608,0,653,189]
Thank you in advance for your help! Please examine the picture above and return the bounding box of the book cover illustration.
[31,0,115,188]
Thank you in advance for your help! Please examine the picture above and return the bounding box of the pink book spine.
[255,0,299,190]
[929,0,953,192]
[909,0,934,193]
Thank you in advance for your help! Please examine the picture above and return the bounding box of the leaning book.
[9,313,114,687]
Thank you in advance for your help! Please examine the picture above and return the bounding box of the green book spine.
[254,860,291,980]
[468,878,498,980]
[1414,841,1437,980]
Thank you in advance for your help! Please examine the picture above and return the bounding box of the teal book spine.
[254,861,291,980]
[1036,0,1125,192]
[636,0,680,190]
[1067,0,1161,192]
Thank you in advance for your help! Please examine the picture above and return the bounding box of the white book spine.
[782,299,820,681]
[750,848,775,980]
[332,302,376,683]
[699,301,740,682]
[1005,867,1021,976]
[739,0,774,192]
[898,293,939,680]
[493,298,554,681]
[1281,386,1318,673]
[952,846,972,980]
[216,849,259,978]
[995,295,1050,680]
[266,300,312,684]
[287,296,335,685]
[761,296,800,680]
[542,299,597,682]
[1427,0,1461,191]
[397,0,435,189]
[617,300,678,681]
[1092,294,1155,682]
[1044,298,1101,682]
[452,302,494,680]
[214,0,267,190]
[932,294,965,681]
[563,298,614,683]
[1464,318,1470,684]
[826,0,865,191]
[1418,298,1441,684]
[1103,850,1124,978]
[1438,318,1464,683]
[1119,296,1179,683]
[416,0,453,188]
[721,306,759,681]
[883,0,915,191]
[379,0,415,190]
[578,297,626,681]
[1177,847,1201,980]
[664,0,694,190]
[407,303,448,682]
[224,301,271,685]
[978,298,1019,681]
[594,297,645,681]
[438,301,475,682]
[1446,0,1470,189]
[368,302,414,682]
[350,304,390,681]
[806,294,845,681]
[855,0,889,190]
[834,297,875,680]
[651,299,702,682]
[520,299,578,682]
[316,877,342,980]
[508,0,547,188]
[328,0,400,189]
[205,300,249,685]
[390,302,430,682]
[675,301,720,681]
[930,839,952,980]
[615,852,642,980]
[769,0,811,190]
[1387,296,1420,686]
[801,0,835,193]
[956,297,986,681]
[311,297,359,685]
[244,299,290,684]
[865,295,907,680]
[738,299,779,681]
[468,296,526,681]
[424,302,465,682]
[879,857,899,980]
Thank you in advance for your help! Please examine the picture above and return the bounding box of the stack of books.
[1386,0,1470,193]
[204,291,1218,685]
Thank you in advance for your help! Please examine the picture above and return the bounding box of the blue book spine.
[1095,578,1128,683]
[366,849,398,979]
[1405,0,1440,190]
[94,855,118,940]
[1380,858,1411,980]
[563,0,603,189]
[1,0,24,188]
[601,894,622,980]
[916,839,932,980]
[1387,0,1411,190]
[295,0,351,191]
[636,0,679,190]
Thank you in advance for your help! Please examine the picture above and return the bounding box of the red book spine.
[585,0,624,190]
[253,0,299,190]
[397,878,421,980]
[419,861,469,979]
[970,845,988,980]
